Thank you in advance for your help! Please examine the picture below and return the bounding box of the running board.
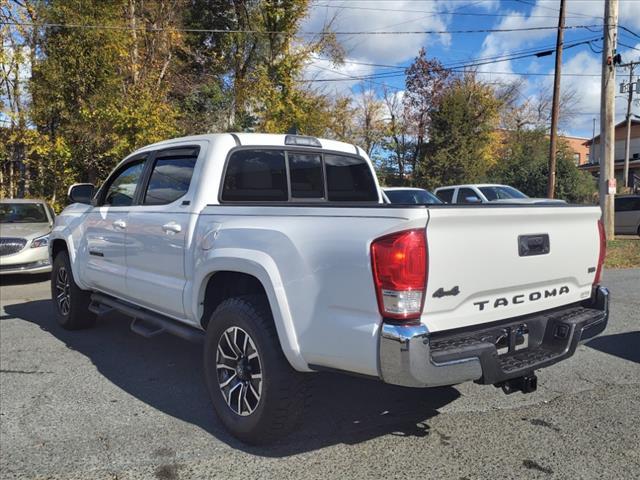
[90,293,204,344]
[88,301,114,316]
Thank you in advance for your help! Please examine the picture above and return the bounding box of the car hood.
[0,223,52,240]
[490,198,567,204]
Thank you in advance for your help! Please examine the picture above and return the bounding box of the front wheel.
[203,295,309,444]
[51,251,95,330]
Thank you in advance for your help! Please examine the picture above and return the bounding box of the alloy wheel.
[216,326,263,416]
[55,266,71,316]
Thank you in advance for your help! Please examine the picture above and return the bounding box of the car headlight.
[31,234,50,249]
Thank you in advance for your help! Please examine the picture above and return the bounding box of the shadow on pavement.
[0,273,50,286]
[586,331,640,364]
[2,299,460,457]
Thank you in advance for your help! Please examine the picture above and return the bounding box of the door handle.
[112,219,127,230]
[162,222,182,233]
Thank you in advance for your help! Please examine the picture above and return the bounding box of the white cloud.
[541,48,636,136]
[476,0,640,135]
[302,0,491,65]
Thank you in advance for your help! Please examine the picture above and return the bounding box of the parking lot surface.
[1,270,639,479]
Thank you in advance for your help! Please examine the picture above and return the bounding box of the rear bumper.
[378,286,609,387]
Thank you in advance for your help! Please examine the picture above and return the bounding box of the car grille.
[0,238,28,256]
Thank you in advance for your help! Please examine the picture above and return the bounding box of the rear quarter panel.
[190,205,429,375]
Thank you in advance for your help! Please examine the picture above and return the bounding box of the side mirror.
[68,183,95,204]
[465,196,482,204]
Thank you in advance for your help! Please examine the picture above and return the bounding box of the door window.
[103,160,146,207]
[143,150,198,205]
[435,189,454,203]
[457,188,481,204]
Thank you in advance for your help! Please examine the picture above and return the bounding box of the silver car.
[434,184,566,205]
[0,199,55,274]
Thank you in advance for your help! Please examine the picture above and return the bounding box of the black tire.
[203,295,309,445]
[51,250,96,330]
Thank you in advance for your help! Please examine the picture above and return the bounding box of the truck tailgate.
[423,206,602,332]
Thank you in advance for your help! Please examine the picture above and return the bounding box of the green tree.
[490,129,595,203]
[414,73,502,189]
[29,0,180,192]
[183,0,342,134]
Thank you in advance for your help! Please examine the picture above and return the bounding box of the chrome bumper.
[378,286,610,388]
[379,323,482,387]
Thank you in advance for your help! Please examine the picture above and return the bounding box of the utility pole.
[600,0,618,241]
[620,62,638,188]
[547,0,566,199]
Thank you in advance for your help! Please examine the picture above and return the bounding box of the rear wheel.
[51,251,95,330]
[203,295,309,444]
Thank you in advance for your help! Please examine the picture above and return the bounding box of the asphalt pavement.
[1,270,639,479]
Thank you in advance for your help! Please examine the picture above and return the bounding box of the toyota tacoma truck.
[49,133,609,444]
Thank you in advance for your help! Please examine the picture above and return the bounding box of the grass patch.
[605,238,640,269]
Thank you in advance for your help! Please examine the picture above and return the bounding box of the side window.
[436,189,454,203]
[143,149,198,205]
[288,153,323,198]
[615,197,640,212]
[103,160,146,207]
[324,154,378,201]
[614,198,629,212]
[222,150,287,202]
[457,188,481,204]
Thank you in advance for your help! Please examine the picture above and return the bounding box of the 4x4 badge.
[433,286,460,298]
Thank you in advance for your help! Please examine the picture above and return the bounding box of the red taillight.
[371,229,427,321]
[594,219,606,285]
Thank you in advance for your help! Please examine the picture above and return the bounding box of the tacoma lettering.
[474,286,570,311]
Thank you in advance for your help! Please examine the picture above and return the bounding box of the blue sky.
[303,0,640,138]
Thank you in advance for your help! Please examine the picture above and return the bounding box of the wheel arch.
[193,253,309,372]
[51,238,68,259]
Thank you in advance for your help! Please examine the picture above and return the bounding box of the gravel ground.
[1,269,638,480]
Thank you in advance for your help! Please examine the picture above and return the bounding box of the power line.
[620,25,640,40]
[444,37,600,70]
[0,20,602,36]
[512,0,594,20]
[304,63,404,90]
[619,42,640,53]
[311,36,603,80]
[300,68,601,83]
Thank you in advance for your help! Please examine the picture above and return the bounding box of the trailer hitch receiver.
[496,373,538,394]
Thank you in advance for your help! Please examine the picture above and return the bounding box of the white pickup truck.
[50,133,609,444]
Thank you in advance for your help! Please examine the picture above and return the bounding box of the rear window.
[435,189,454,203]
[324,154,378,202]
[222,150,288,202]
[384,189,441,205]
[288,153,324,199]
[221,149,378,203]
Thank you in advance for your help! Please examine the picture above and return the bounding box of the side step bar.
[90,293,204,344]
